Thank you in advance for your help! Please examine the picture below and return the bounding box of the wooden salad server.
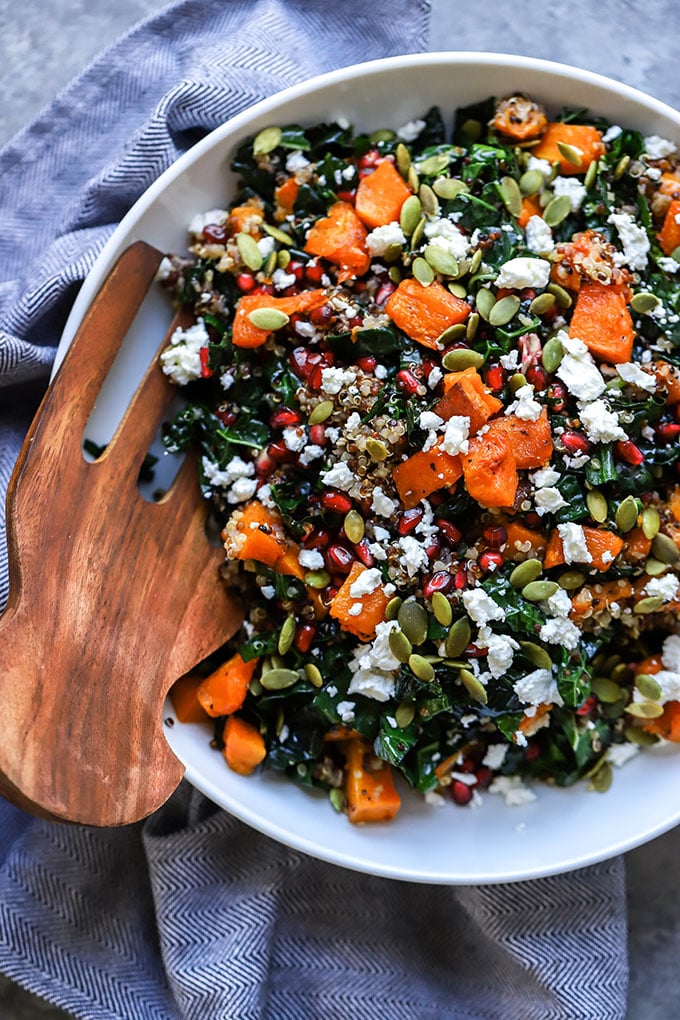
[0,241,243,826]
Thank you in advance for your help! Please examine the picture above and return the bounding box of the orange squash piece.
[643,701,680,742]
[622,526,652,563]
[502,519,547,562]
[228,200,265,237]
[634,655,664,676]
[197,652,259,718]
[392,444,463,509]
[544,527,624,572]
[568,281,634,364]
[569,578,634,618]
[436,367,503,434]
[532,122,605,175]
[461,431,518,508]
[304,200,370,281]
[658,198,680,257]
[274,176,299,218]
[329,562,390,642]
[354,159,412,229]
[655,361,680,405]
[385,278,471,350]
[518,194,543,229]
[222,716,267,776]
[224,500,288,567]
[485,408,552,469]
[232,289,328,348]
[344,737,401,823]
[170,673,211,723]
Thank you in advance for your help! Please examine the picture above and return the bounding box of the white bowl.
[57,53,680,883]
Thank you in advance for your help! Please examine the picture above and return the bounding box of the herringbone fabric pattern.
[0,2,628,1017]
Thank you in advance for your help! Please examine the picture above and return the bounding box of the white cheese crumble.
[495,256,551,290]
[202,454,254,493]
[527,155,553,177]
[366,222,407,256]
[419,410,444,431]
[539,617,581,650]
[524,215,554,254]
[285,150,310,173]
[428,366,443,389]
[608,211,650,271]
[477,625,519,678]
[643,574,680,603]
[272,268,296,291]
[188,209,228,235]
[282,426,307,452]
[371,487,398,518]
[423,217,470,260]
[160,318,210,385]
[602,125,622,143]
[397,119,426,142]
[662,633,680,672]
[651,670,680,704]
[499,349,520,371]
[398,535,429,577]
[556,332,606,400]
[578,399,627,444]
[441,415,470,455]
[607,743,640,768]
[534,487,568,515]
[505,384,542,422]
[336,700,356,723]
[551,176,587,213]
[658,256,680,274]
[298,444,324,467]
[488,775,537,807]
[298,548,325,570]
[557,523,593,564]
[226,477,259,503]
[347,620,400,701]
[531,467,561,488]
[482,743,509,770]
[461,588,505,625]
[257,236,276,258]
[616,362,656,393]
[349,567,383,598]
[644,134,677,159]
[545,587,573,619]
[320,461,355,491]
[320,366,356,394]
[513,669,563,707]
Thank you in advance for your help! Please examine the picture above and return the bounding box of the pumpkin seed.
[651,532,680,564]
[589,761,612,793]
[385,596,402,621]
[519,641,553,670]
[263,222,293,245]
[388,266,402,284]
[519,168,545,196]
[424,244,459,277]
[610,662,632,684]
[449,282,467,299]
[442,348,484,372]
[247,307,290,331]
[624,725,658,746]
[445,617,471,658]
[615,494,638,533]
[278,615,296,655]
[556,140,583,167]
[602,653,621,675]
[309,400,334,425]
[591,675,623,703]
[543,194,572,227]
[509,372,528,394]
[396,142,411,178]
[586,490,608,523]
[437,323,467,345]
[248,677,263,696]
[644,557,667,577]
[633,595,665,614]
[558,570,587,590]
[671,244,680,263]
[630,291,660,314]
[395,700,416,728]
[475,287,496,321]
[329,787,345,812]
[277,249,291,268]
[253,125,282,156]
[383,242,403,264]
[433,177,469,200]
[532,293,558,319]
[366,438,389,462]
[412,257,435,287]
[613,153,630,180]
[408,164,420,192]
[400,195,422,236]
[389,628,413,664]
[419,182,439,217]
[343,509,365,544]
[547,282,573,308]
[236,232,264,271]
[418,152,450,176]
[584,159,599,189]
[626,701,664,719]
[409,212,426,250]
[260,667,300,691]
[304,569,331,589]
[499,176,523,217]
[489,295,521,327]
[305,663,323,688]
[431,591,453,626]
[409,653,435,682]
[469,249,483,274]
[398,600,429,646]
[369,128,395,144]
[522,579,559,601]
[641,506,661,540]
[263,251,277,277]
[636,673,663,701]
[466,311,480,340]
[459,668,488,705]
[509,558,543,589]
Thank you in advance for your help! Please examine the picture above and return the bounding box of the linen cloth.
[0,1,628,1017]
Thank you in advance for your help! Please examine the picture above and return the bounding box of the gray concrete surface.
[1,0,680,1017]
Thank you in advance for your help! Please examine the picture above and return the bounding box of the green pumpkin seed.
[547,282,573,308]
[419,182,439,217]
[626,701,664,719]
[602,653,621,674]
[383,242,403,264]
[437,323,467,345]
[369,128,395,144]
[644,558,667,577]
[532,293,557,318]
[388,266,402,284]
[253,126,282,156]
[522,579,559,601]
[449,282,468,299]
[611,662,632,684]
[433,177,469,200]
[329,787,345,812]
[489,295,521,327]
[630,291,660,314]
[409,653,435,682]
[671,244,680,263]
[398,600,429,646]
[509,372,528,394]
[395,700,416,728]
[509,558,543,589]
[424,244,459,277]
[459,667,488,705]
[247,307,290,331]
[366,438,389,462]
[584,159,599,189]
[476,287,496,321]
[248,677,263,696]
[469,249,483,274]
[615,494,638,533]
[408,164,420,193]
[442,348,484,372]
[613,154,630,180]
[400,195,422,236]
[260,667,300,691]
[465,310,480,340]
[409,214,427,250]
[277,250,291,268]
[558,570,586,590]
[543,194,572,227]
[263,251,277,277]
[431,591,453,626]
[305,663,323,688]
[519,641,553,670]
[499,176,523,217]
[636,673,663,701]
[418,152,451,176]
[591,675,623,704]
[309,400,334,425]
[445,617,472,658]
[641,506,661,540]
[519,168,545,196]
[624,725,658,746]
[556,140,583,167]
[541,334,563,372]
[396,142,411,178]
[278,615,296,655]
[412,257,435,287]
[389,628,413,664]
[343,510,365,544]
[633,595,665,614]
[651,532,680,564]
[385,596,402,621]
[589,761,612,793]
[263,222,293,245]
[586,490,608,523]
[236,232,264,271]
[304,569,331,589]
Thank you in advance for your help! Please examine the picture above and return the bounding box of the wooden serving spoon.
[0,241,243,826]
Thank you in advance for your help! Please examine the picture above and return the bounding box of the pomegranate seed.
[326,544,355,574]
[425,537,441,559]
[454,567,467,590]
[526,365,548,391]
[288,261,305,281]
[523,742,541,762]
[199,347,213,378]
[398,508,423,535]
[266,440,290,463]
[484,364,506,391]
[451,780,473,806]
[353,538,375,567]
[396,369,422,395]
[347,315,364,330]
[252,284,274,295]
[576,694,597,717]
[320,491,353,514]
[465,643,487,658]
[269,407,301,428]
[309,424,327,446]
[437,519,462,545]
[255,451,275,476]
[202,223,227,244]
[561,430,590,454]
[358,149,380,169]
[475,766,493,789]
[479,550,504,572]
[483,525,507,549]
[656,422,680,441]
[215,407,237,426]
[375,281,396,305]
[236,271,256,293]
[280,285,301,298]
[356,355,377,373]
[547,381,567,412]
[336,189,356,204]
[422,571,454,597]
[458,757,477,774]
[615,439,645,466]
[309,304,333,326]
[305,261,326,284]
[294,624,316,654]
[302,527,331,550]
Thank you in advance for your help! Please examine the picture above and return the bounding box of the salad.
[160,93,680,822]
